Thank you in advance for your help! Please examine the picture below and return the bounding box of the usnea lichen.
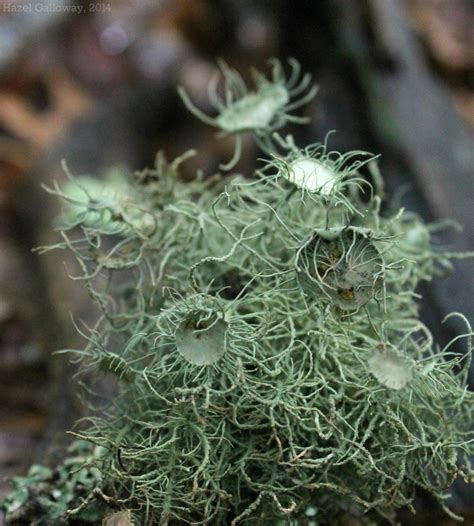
[178,58,317,170]
[25,59,474,525]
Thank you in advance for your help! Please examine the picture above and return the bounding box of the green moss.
[1,441,105,524]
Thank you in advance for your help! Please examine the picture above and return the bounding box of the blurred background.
[0,0,472,523]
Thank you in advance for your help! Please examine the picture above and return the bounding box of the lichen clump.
[38,60,473,525]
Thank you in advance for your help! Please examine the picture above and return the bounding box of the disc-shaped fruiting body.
[368,345,414,390]
[58,173,128,233]
[296,227,383,309]
[282,157,338,194]
[264,141,376,208]
[215,83,289,133]
[400,220,430,251]
[55,169,156,236]
[158,294,230,366]
[176,313,228,366]
[178,58,317,136]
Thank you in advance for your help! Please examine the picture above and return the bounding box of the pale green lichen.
[368,344,414,390]
[295,227,384,310]
[283,157,338,194]
[178,59,317,170]
[17,59,474,525]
